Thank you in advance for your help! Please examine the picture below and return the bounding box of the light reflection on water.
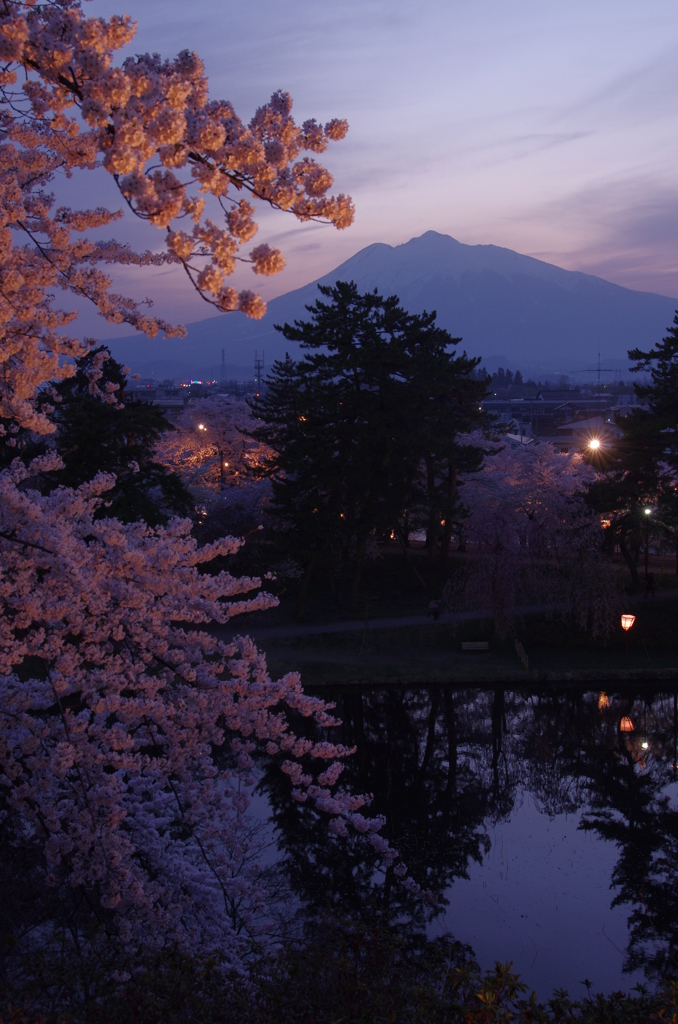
[254,685,678,998]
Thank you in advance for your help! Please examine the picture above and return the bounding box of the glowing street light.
[589,438,601,451]
[198,423,206,431]
[621,613,635,663]
[644,507,652,516]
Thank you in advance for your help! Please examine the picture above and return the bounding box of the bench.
[461,641,490,652]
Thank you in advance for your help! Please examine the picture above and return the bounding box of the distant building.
[481,389,617,448]
[535,388,582,402]
[555,415,620,452]
[128,383,190,421]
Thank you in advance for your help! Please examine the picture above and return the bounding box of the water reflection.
[582,693,678,980]
[258,685,678,991]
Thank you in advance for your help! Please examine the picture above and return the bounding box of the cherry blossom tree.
[156,396,271,496]
[1,453,380,961]
[443,441,621,637]
[0,0,353,434]
[0,0,413,982]
[154,394,274,540]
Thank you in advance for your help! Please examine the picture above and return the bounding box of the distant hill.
[106,231,678,378]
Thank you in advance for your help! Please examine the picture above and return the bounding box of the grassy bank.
[220,542,678,685]
[258,597,678,686]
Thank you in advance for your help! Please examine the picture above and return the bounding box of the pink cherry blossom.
[0,1,353,433]
[0,455,376,955]
[0,3,409,965]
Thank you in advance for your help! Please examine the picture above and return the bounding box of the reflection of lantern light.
[621,614,636,631]
[620,716,635,733]
[598,692,610,709]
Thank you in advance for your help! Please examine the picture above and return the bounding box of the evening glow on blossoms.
[0,0,417,967]
[0,0,352,431]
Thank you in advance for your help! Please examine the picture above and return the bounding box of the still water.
[255,685,678,998]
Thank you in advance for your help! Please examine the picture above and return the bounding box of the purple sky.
[76,0,678,337]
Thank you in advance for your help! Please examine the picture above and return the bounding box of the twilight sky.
[77,0,678,337]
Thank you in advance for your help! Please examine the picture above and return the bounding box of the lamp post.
[643,507,653,578]
[621,613,635,663]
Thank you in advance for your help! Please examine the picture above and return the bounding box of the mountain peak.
[107,232,678,378]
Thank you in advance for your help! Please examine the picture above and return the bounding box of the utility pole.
[254,350,264,395]
[221,348,226,384]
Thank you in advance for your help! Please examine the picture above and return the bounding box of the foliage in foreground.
[2,921,672,1024]
[0,0,374,977]
[2,348,194,524]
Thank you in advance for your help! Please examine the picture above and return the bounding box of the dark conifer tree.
[249,282,490,615]
[587,313,678,588]
[628,312,678,472]
[32,347,192,525]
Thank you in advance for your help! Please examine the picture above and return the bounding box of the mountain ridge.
[106,231,678,378]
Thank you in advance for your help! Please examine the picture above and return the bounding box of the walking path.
[218,590,678,642]
[221,606,489,641]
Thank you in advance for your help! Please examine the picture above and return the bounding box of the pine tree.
[250,282,490,614]
[586,313,678,588]
[48,347,192,525]
[628,312,678,471]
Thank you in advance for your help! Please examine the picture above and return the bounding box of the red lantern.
[620,716,634,733]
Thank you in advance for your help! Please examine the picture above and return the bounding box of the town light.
[589,438,601,450]
[198,423,205,431]
[620,716,635,733]
[644,507,652,515]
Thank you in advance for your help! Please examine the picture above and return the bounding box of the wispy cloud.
[77,0,678,331]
